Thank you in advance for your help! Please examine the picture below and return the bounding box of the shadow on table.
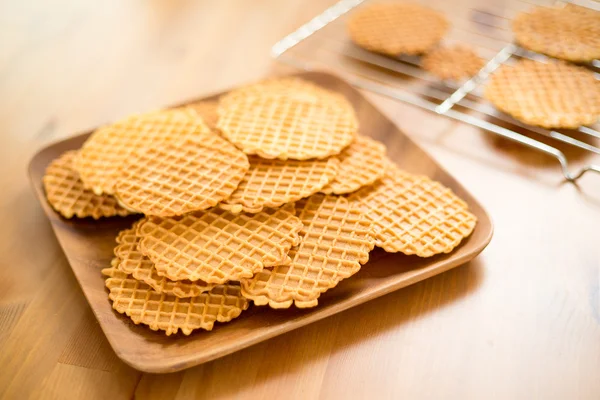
[178,257,484,398]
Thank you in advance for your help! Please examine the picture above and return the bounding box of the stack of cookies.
[42,77,477,335]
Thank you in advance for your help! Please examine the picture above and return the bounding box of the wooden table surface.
[1,1,599,399]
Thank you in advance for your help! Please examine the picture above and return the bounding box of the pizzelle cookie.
[321,135,386,195]
[102,267,249,335]
[114,222,215,298]
[484,59,600,129]
[137,203,303,283]
[512,4,600,63]
[240,194,374,308]
[349,162,476,257]
[114,135,249,216]
[217,78,358,160]
[422,45,484,81]
[74,109,212,195]
[219,156,340,213]
[347,3,449,56]
[43,151,132,219]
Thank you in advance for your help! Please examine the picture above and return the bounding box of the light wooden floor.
[1,1,599,399]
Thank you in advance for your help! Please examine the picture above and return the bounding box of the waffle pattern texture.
[102,267,248,335]
[240,194,374,308]
[114,136,249,216]
[347,3,449,56]
[43,151,132,219]
[220,156,340,213]
[136,203,303,284]
[74,109,212,195]
[484,59,600,129]
[422,45,484,81]
[513,4,600,63]
[217,78,358,160]
[115,222,215,297]
[321,135,386,194]
[350,163,476,257]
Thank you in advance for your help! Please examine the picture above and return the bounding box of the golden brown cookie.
[484,59,600,129]
[422,45,485,80]
[114,222,215,297]
[321,135,386,195]
[513,4,600,62]
[43,151,132,219]
[220,156,339,213]
[74,109,211,195]
[114,135,249,216]
[349,162,476,257]
[137,203,303,283]
[347,3,449,56]
[240,194,374,308]
[102,267,248,335]
[217,78,358,160]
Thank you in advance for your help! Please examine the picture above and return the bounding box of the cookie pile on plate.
[42,77,477,336]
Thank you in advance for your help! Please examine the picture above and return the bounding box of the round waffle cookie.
[422,45,485,81]
[74,109,211,195]
[114,135,249,216]
[220,156,340,213]
[217,79,358,160]
[137,203,303,284]
[240,194,374,309]
[43,151,132,219]
[347,3,449,56]
[512,4,600,63]
[102,267,248,335]
[115,222,215,298]
[320,135,386,195]
[349,162,476,257]
[484,59,600,129]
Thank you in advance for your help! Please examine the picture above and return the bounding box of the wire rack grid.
[271,0,600,182]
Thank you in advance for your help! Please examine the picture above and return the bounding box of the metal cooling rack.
[271,0,600,182]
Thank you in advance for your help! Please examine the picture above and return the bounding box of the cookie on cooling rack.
[484,59,600,129]
[512,4,600,63]
[347,3,449,56]
[422,45,485,81]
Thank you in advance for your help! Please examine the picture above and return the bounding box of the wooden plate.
[28,71,493,373]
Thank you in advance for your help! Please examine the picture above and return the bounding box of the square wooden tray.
[28,71,493,373]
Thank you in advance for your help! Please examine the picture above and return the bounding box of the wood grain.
[27,71,493,373]
[1,0,600,398]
